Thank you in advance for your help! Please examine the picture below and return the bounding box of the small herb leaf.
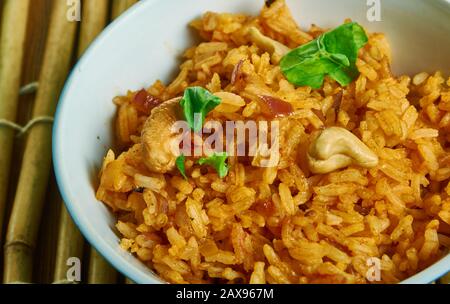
[176,154,187,179]
[180,87,221,132]
[197,152,229,178]
[329,53,350,67]
[280,22,368,88]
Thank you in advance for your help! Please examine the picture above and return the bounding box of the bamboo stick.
[0,0,31,257]
[0,0,4,25]
[34,175,62,283]
[53,0,110,284]
[53,209,84,283]
[88,249,118,284]
[3,1,78,283]
[111,0,138,20]
[3,1,52,282]
[0,0,4,28]
[77,0,109,55]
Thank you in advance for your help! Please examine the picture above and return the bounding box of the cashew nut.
[248,26,291,62]
[307,127,379,174]
[141,97,182,173]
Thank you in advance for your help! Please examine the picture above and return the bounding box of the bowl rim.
[53,0,450,284]
[53,0,165,284]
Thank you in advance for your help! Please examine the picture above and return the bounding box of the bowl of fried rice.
[53,0,450,284]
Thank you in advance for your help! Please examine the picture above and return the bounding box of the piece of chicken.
[141,97,182,173]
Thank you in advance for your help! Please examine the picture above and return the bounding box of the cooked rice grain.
[97,0,450,284]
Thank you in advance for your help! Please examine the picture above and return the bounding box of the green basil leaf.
[176,154,187,179]
[281,55,339,89]
[328,68,354,86]
[329,53,350,67]
[321,22,368,85]
[280,22,368,88]
[180,87,221,132]
[197,152,229,178]
[278,39,319,72]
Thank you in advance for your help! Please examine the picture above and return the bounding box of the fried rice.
[96,0,450,283]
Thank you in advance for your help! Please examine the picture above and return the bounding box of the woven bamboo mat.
[0,0,448,284]
[0,0,137,284]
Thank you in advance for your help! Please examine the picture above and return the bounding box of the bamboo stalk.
[0,0,4,26]
[34,175,62,283]
[3,1,78,283]
[54,212,83,281]
[0,0,4,29]
[52,207,84,283]
[88,249,118,284]
[0,0,31,257]
[78,0,109,55]
[53,0,110,284]
[3,1,52,282]
[111,0,138,20]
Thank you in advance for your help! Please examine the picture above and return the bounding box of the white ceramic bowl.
[54,0,450,284]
